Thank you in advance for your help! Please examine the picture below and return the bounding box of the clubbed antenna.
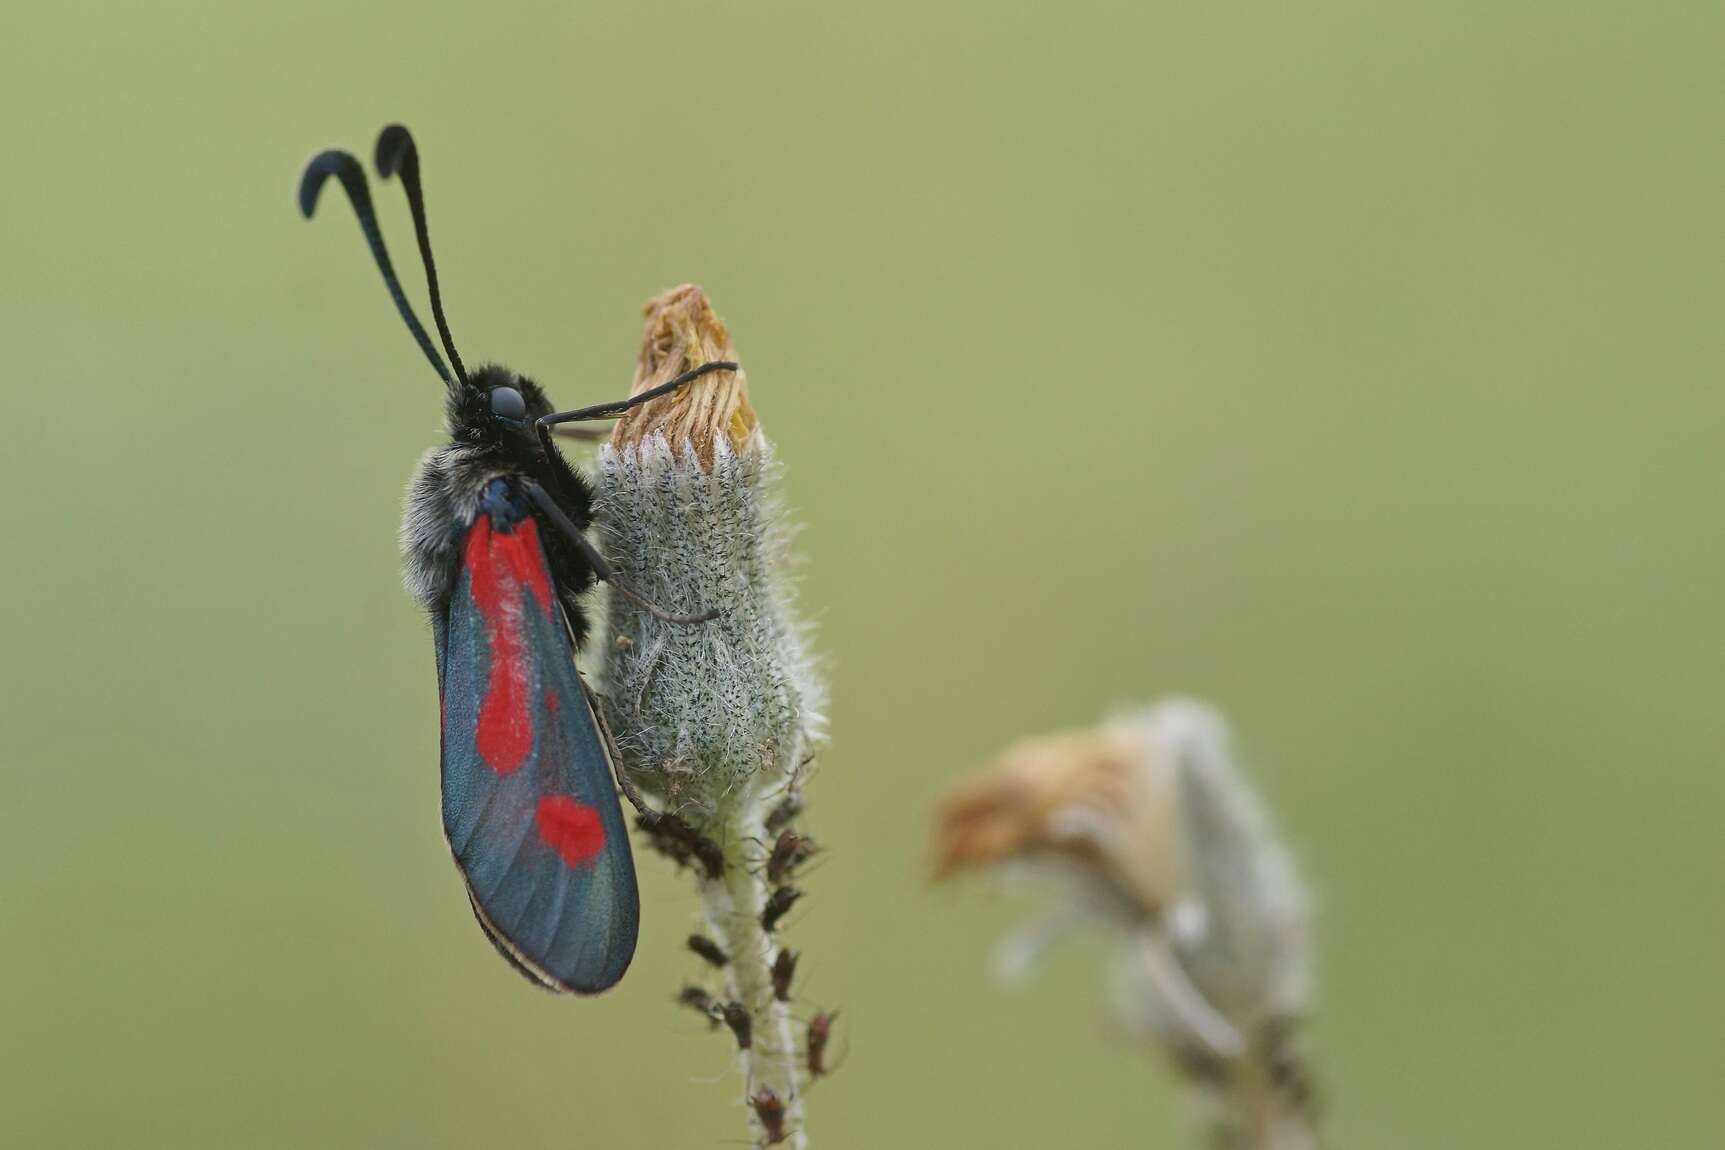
[373,124,468,385]
[296,149,455,390]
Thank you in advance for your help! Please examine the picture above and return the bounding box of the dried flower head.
[934,719,1185,921]
[936,699,1317,1150]
[611,284,757,464]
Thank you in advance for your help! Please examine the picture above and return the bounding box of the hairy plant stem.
[1180,1022,1316,1150]
[700,787,807,1148]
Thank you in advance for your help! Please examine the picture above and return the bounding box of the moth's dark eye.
[489,386,527,421]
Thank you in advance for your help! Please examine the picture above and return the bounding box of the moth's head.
[449,365,553,445]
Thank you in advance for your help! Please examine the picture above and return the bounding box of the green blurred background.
[3,2,1721,1146]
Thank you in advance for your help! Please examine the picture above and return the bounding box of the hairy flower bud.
[597,284,823,814]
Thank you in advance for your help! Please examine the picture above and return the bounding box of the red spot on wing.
[505,521,554,615]
[465,513,558,775]
[535,795,606,867]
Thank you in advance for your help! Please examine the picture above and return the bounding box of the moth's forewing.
[437,479,639,993]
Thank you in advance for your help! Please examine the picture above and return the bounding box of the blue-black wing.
[436,478,639,993]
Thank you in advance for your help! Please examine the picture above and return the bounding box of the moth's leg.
[581,680,659,822]
[518,478,718,625]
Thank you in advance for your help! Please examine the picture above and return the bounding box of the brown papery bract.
[933,720,1186,919]
[611,283,756,467]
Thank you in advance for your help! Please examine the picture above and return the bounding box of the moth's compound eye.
[489,386,527,421]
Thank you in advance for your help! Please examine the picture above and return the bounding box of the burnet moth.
[297,124,729,994]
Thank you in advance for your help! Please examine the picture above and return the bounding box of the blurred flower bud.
[936,698,1317,1149]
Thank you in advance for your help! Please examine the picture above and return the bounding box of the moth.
[298,124,727,993]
